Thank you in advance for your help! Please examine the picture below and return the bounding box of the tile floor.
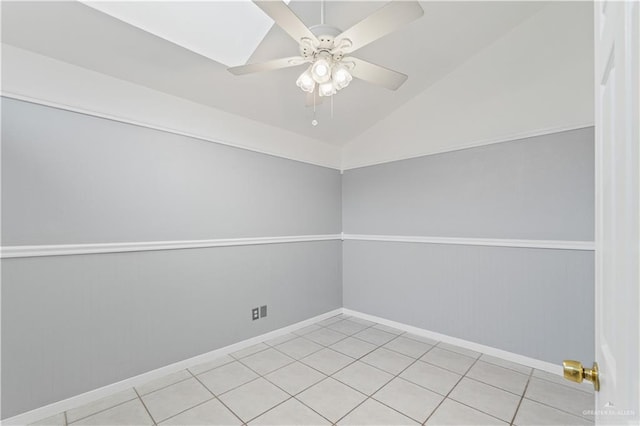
[30,314,594,425]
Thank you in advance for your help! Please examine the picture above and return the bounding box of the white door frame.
[594,1,639,424]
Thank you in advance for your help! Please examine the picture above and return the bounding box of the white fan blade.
[305,90,323,107]
[253,0,319,45]
[335,1,424,54]
[228,56,307,75]
[346,57,408,90]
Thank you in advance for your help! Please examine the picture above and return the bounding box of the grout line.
[54,314,582,426]
[422,355,483,425]
[133,387,158,425]
[187,356,236,376]
[519,396,595,423]
[152,395,216,424]
[64,394,138,424]
[332,334,436,424]
[462,375,527,397]
[510,367,534,425]
[188,370,246,425]
[136,374,193,398]
[530,373,595,395]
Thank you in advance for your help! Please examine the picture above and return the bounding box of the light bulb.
[296,68,315,93]
[318,81,336,97]
[311,58,332,83]
[332,64,352,90]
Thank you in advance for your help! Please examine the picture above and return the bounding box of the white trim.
[1,46,342,170]
[2,92,341,171]
[2,309,343,426]
[341,123,595,171]
[1,234,594,259]
[342,234,595,251]
[0,235,342,259]
[343,308,590,385]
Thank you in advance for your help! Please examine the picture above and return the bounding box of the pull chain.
[331,94,333,119]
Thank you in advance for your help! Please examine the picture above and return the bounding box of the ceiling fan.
[228,0,424,104]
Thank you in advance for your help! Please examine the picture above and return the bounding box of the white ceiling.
[81,1,281,67]
[1,1,547,146]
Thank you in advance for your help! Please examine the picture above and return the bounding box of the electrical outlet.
[252,307,259,321]
[260,305,267,318]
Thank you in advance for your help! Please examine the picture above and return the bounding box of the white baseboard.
[343,308,564,375]
[2,308,342,425]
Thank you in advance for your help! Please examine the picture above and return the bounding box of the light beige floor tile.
[72,399,153,425]
[231,343,269,359]
[276,337,323,359]
[404,334,439,346]
[135,370,192,396]
[327,320,369,335]
[532,369,594,393]
[301,348,354,375]
[66,389,138,423]
[197,361,258,395]
[466,361,529,395]
[420,347,476,374]
[525,377,594,420]
[264,362,326,395]
[330,337,377,359]
[449,377,521,422]
[400,361,462,395]
[316,316,345,327]
[250,398,330,425]
[333,361,394,395]
[383,336,433,358]
[240,348,294,375]
[436,342,481,359]
[304,328,348,346]
[29,413,65,426]
[348,317,376,326]
[218,378,289,422]
[372,324,404,335]
[189,355,235,375]
[353,328,397,346]
[141,377,212,423]
[426,399,506,425]
[296,378,367,423]
[479,354,532,375]
[159,398,241,425]
[264,333,298,347]
[373,377,443,423]
[293,324,323,336]
[514,399,592,425]
[338,398,417,425]
[361,347,414,375]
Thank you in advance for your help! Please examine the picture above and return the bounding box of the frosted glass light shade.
[311,58,332,83]
[296,68,315,93]
[318,81,337,97]
[332,64,352,90]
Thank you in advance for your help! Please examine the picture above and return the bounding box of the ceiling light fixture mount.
[228,0,424,105]
[293,24,356,97]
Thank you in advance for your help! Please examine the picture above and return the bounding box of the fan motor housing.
[300,24,345,62]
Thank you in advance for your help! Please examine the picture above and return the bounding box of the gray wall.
[1,98,595,418]
[343,128,594,240]
[1,98,342,419]
[342,128,595,364]
[2,97,341,245]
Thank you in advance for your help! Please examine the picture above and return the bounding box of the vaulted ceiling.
[2,1,548,146]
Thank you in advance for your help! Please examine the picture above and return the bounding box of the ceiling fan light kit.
[228,0,424,103]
